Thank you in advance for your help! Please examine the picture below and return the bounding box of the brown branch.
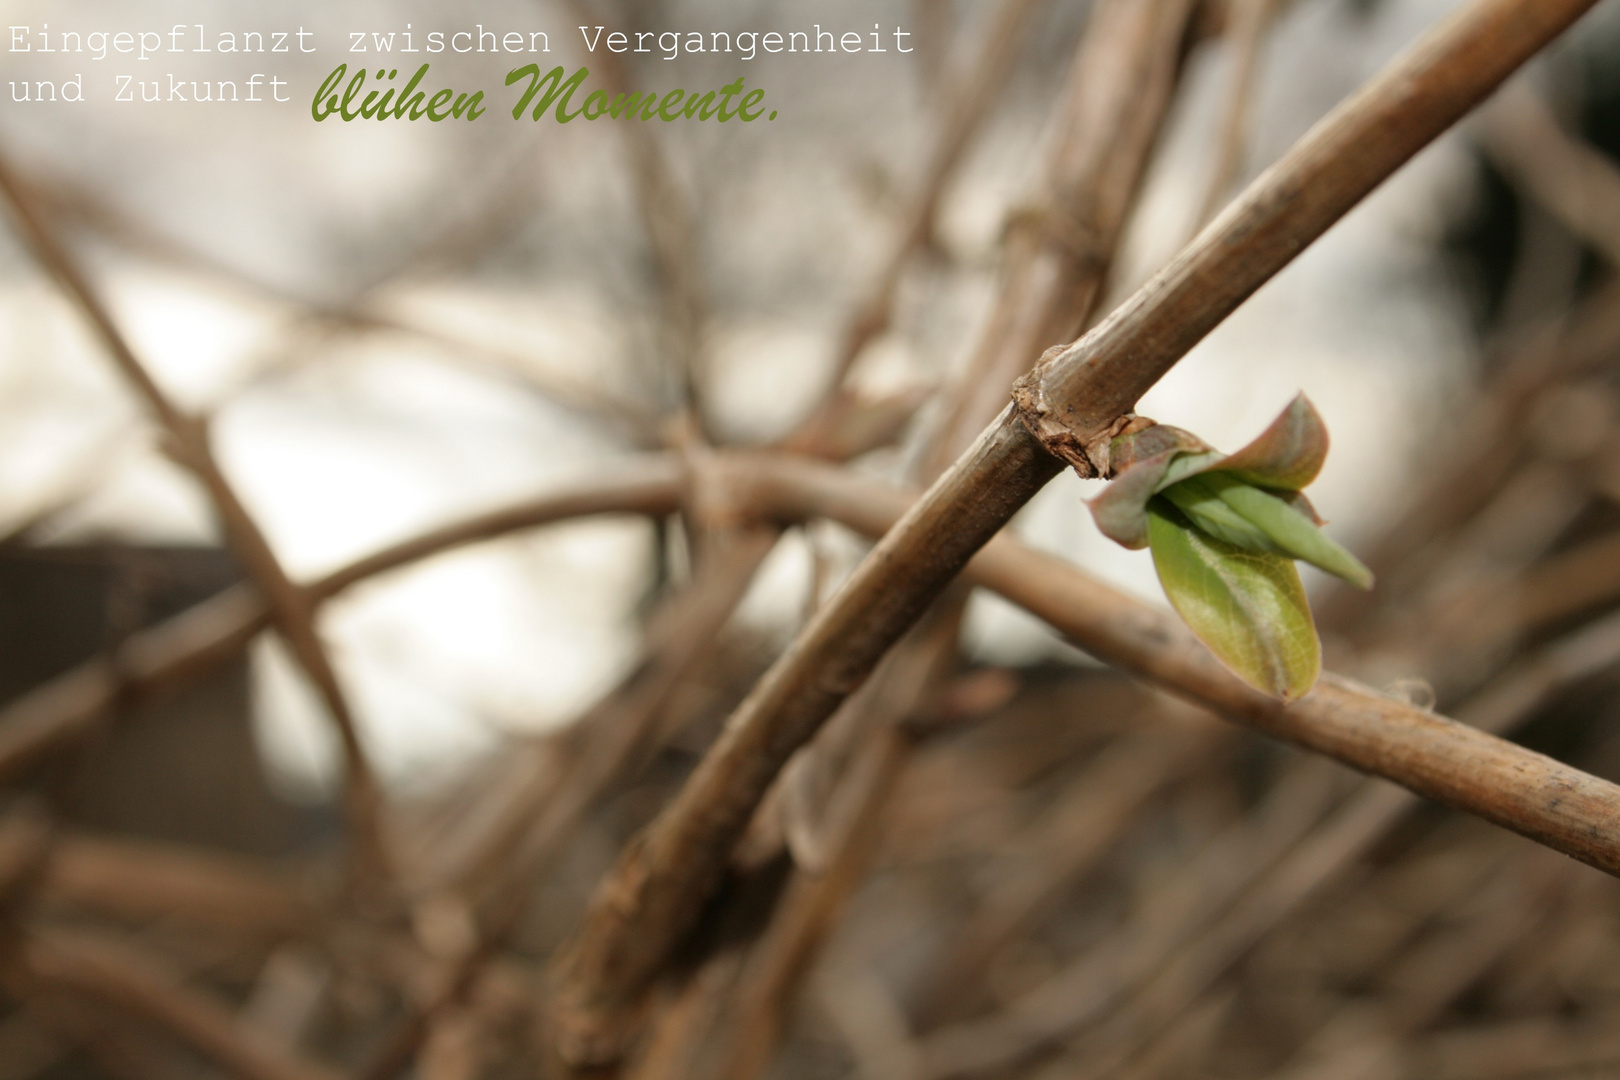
[1318,279,1620,629]
[0,152,391,890]
[912,757,1353,1078]
[7,994,186,1080]
[0,816,317,937]
[13,927,347,1080]
[1248,854,1569,1080]
[11,440,1620,912]
[354,525,781,1080]
[715,726,912,1080]
[549,1,1604,1062]
[909,719,1222,1030]
[1406,1006,1620,1080]
[1014,0,1599,469]
[0,462,684,785]
[13,166,656,443]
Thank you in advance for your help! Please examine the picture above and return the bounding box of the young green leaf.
[1146,501,1321,702]
[1158,474,1281,553]
[1199,473,1374,589]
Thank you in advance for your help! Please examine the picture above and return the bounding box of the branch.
[695,3,1204,1071]
[1483,78,1620,268]
[910,605,1620,1077]
[0,462,684,784]
[0,151,390,888]
[0,816,317,936]
[549,0,1604,1062]
[554,0,709,423]
[12,166,657,443]
[15,928,348,1080]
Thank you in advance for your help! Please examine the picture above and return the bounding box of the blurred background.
[4,0,1620,1077]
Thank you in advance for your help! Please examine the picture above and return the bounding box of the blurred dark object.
[0,547,316,856]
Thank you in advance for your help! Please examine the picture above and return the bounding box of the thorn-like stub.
[1011,363,1148,479]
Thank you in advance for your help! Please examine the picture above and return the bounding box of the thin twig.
[786,0,1052,449]
[902,601,1620,1079]
[1194,0,1287,230]
[923,0,1196,471]
[730,452,1620,876]
[555,0,710,424]
[1484,78,1620,268]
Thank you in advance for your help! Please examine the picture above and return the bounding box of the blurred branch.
[786,0,1051,450]
[0,152,391,893]
[0,461,684,784]
[1406,1006,1620,1079]
[1319,279,1620,629]
[728,451,1620,875]
[8,438,1620,900]
[923,0,1194,471]
[555,0,711,425]
[11,928,347,1080]
[1248,856,1568,1080]
[1483,78,1620,267]
[907,600,1620,1077]
[1194,0,1288,229]
[0,816,317,937]
[688,3,1201,1073]
[714,724,912,1080]
[912,755,1352,1078]
[10,166,653,442]
[550,1,1604,1063]
[909,719,1221,1030]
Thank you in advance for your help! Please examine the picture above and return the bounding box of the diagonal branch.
[0,152,392,890]
[6,446,1619,899]
[549,1,1607,1059]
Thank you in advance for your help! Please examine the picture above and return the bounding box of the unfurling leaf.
[1087,394,1372,699]
[1147,502,1321,702]
[1195,474,1374,590]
